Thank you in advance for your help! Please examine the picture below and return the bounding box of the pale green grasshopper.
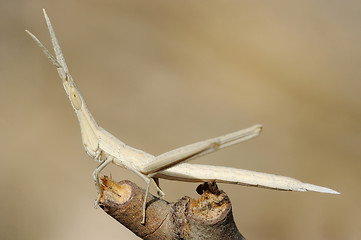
[26,9,339,225]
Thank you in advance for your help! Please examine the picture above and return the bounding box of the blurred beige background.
[1,1,360,239]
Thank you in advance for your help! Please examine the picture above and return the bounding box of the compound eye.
[70,86,82,110]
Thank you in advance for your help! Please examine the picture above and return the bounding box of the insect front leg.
[92,157,114,208]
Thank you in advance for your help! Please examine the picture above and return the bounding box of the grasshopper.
[26,9,339,225]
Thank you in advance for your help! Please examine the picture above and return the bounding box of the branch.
[99,176,246,240]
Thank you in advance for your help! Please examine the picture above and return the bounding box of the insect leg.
[92,157,114,207]
[141,124,262,174]
[151,177,165,198]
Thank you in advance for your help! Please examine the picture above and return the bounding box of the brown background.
[1,1,360,239]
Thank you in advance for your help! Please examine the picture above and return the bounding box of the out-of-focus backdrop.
[1,1,360,239]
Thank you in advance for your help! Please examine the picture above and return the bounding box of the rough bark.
[99,176,246,240]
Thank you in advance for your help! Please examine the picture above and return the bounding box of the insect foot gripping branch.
[26,9,339,226]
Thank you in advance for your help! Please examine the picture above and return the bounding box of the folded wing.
[157,163,340,194]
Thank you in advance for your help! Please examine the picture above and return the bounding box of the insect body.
[26,9,339,225]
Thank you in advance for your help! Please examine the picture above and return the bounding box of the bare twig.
[99,177,246,240]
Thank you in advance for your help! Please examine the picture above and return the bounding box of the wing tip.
[302,183,340,195]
